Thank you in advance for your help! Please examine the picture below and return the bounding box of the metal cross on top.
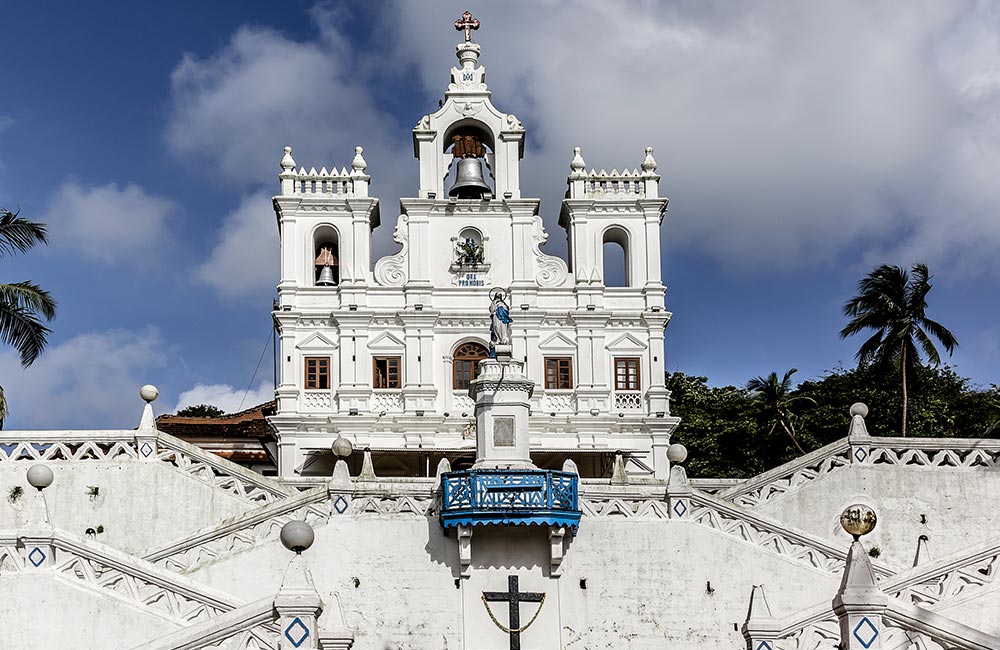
[454,11,480,42]
[481,575,545,650]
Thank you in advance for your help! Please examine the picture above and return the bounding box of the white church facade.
[2,12,999,650]
[269,16,675,479]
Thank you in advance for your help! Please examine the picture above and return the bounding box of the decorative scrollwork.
[531,216,568,287]
[374,214,409,286]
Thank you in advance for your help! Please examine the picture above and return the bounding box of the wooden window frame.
[304,356,330,390]
[544,357,574,390]
[453,342,489,391]
[614,357,641,391]
[372,356,402,390]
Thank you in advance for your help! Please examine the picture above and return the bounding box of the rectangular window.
[544,357,573,389]
[304,357,330,390]
[373,356,401,389]
[614,357,640,391]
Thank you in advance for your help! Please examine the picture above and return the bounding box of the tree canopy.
[175,404,226,418]
[667,365,999,478]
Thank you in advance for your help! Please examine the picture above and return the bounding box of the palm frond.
[919,316,958,355]
[0,208,48,257]
[913,326,942,366]
[0,282,57,320]
[0,297,53,367]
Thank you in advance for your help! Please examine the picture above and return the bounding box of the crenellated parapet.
[566,146,661,200]
[278,146,371,198]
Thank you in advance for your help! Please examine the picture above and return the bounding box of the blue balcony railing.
[439,469,582,530]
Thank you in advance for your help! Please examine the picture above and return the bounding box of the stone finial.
[641,146,657,175]
[280,146,296,171]
[139,384,158,431]
[276,551,322,650]
[848,402,869,438]
[25,465,54,529]
[610,452,628,485]
[570,147,587,177]
[350,146,367,175]
[358,448,376,480]
[832,539,887,650]
[561,458,579,475]
[742,585,780,650]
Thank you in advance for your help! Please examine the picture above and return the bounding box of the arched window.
[453,342,489,390]
[313,227,340,287]
[455,227,485,267]
[602,226,630,287]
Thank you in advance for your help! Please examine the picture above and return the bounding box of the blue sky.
[1,1,998,429]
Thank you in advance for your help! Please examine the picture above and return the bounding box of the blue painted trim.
[852,616,879,649]
[439,469,581,530]
[284,617,310,648]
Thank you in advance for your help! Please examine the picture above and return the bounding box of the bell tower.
[412,11,525,201]
[269,11,679,480]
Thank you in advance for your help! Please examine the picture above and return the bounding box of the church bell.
[449,158,491,199]
[448,131,492,199]
[316,265,336,286]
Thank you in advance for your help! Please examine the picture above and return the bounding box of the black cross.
[483,575,544,650]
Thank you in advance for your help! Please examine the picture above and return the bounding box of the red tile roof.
[155,401,276,441]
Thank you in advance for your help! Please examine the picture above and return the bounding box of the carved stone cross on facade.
[481,575,545,650]
[454,10,480,42]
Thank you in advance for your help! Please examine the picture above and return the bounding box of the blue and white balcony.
[439,469,582,530]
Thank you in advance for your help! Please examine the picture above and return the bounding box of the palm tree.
[840,263,957,436]
[0,208,56,368]
[746,368,814,454]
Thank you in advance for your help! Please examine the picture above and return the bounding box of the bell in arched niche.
[448,131,492,199]
[315,242,339,286]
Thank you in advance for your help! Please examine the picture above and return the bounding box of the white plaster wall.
[757,465,1000,570]
[187,513,840,650]
[0,462,256,554]
[0,573,178,649]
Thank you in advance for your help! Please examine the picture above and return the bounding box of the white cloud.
[165,23,405,190]
[172,381,274,415]
[167,3,1000,278]
[0,115,13,132]
[385,2,1000,274]
[41,181,178,265]
[195,191,277,299]
[0,328,171,430]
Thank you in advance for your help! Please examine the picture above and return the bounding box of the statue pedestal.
[470,359,534,469]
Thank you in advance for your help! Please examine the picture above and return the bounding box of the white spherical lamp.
[849,402,868,418]
[280,520,315,554]
[140,385,159,403]
[26,464,54,491]
[332,435,354,459]
[840,503,877,540]
[667,443,688,464]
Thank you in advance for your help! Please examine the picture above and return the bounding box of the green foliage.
[840,263,958,435]
[668,365,1000,478]
[0,208,56,368]
[176,404,226,418]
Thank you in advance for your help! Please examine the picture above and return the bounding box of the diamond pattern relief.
[672,499,687,517]
[28,546,46,567]
[140,442,153,457]
[333,495,349,514]
[854,447,868,463]
[852,617,878,648]
[284,616,310,647]
[756,642,773,650]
